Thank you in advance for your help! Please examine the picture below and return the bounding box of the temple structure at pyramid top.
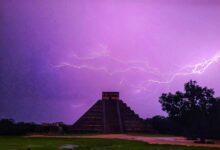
[71,92,151,133]
[102,92,119,100]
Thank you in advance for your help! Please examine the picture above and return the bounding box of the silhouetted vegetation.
[159,80,220,142]
[0,119,37,135]
[145,116,182,135]
[0,119,69,135]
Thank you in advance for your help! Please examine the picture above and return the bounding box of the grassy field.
[0,136,219,150]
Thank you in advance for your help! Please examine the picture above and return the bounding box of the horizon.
[1,0,220,124]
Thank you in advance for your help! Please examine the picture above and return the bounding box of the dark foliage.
[159,80,220,140]
[0,119,69,135]
[0,119,37,135]
[145,116,182,135]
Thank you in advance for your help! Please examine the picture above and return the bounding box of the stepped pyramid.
[71,92,150,133]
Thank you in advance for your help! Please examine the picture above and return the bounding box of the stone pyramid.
[71,92,150,133]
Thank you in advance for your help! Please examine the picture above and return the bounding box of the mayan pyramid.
[71,92,150,133]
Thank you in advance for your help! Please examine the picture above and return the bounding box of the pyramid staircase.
[71,92,150,133]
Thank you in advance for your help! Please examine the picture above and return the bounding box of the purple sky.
[1,0,220,124]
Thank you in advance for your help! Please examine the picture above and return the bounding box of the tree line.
[0,119,69,135]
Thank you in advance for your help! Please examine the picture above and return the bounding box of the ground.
[0,135,219,150]
[77,134,220,148]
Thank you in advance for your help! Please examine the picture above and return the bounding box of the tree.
[159,80,219,142]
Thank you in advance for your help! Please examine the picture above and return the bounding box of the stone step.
[71,98,149,133]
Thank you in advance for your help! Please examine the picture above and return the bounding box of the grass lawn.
[0,136,219,150]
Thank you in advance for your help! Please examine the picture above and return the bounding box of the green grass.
[0,136,219,150]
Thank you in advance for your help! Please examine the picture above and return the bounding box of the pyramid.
[71,92,150,133]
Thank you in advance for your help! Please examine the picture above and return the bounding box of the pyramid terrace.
[71,92,151,133]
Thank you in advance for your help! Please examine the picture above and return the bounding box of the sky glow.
[1,0,220,123]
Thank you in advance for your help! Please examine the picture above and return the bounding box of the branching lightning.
[71,53,160,75]
[54,62,110,74]
[148,53,220,84]
[54,45,220,93]
[55,51,160,76]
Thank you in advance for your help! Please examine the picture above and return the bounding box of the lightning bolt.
[74,54,159,74]
[54,62,110,74]
[148,53,220,84]
[55,52,160,76]
[54,61,159,76]
[128,53,220,94]
[54,48,161,93]
[54,44,220,94]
